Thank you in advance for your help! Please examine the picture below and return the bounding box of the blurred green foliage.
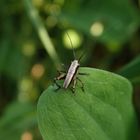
[0,0,140,139]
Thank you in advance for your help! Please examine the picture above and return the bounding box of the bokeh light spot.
[21,132,33,140]
[54,0,64,5]
[22,42,36,57]
[63,30,82,49]
[45,4,61,15]
[90,22,104,37]
[19,78,33,92]
[106,42,122,52]
[46,16,57,27]
[18,78,33,102]
[31,64,45,79]
[32,0,44,7]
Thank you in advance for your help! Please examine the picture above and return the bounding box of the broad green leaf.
[37,67,138,140]
[118,55,140,85]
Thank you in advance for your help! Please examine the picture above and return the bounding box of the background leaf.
[0,102,37,140]
[118,55,140,85]
[59,0,139,43]
[37,67,137,140]
[0,40,28,80]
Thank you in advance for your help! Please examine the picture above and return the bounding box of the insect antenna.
[78,51,85,62]
[66,32,76,59]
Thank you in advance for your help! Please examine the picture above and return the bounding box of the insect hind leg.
[77,77,85,92]
[70,77,77,94]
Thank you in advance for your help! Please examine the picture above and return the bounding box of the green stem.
[24,0,61,68]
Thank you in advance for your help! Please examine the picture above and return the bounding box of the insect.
[54,33,86,93]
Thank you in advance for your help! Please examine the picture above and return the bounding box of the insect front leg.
[54,73,66,91]
[54,78,61,90]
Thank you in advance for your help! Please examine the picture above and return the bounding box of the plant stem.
[24,0,61,68]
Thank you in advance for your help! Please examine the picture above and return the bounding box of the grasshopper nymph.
[54,33,86,93]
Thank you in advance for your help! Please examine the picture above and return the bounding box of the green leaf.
[37,67,138,140]
[118,55,140,79]
[118,55,140,85]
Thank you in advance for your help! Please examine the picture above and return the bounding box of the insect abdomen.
[63,60,79,88]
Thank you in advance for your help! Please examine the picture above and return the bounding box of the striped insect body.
[63,60,80,89]
[54,33,85,93]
